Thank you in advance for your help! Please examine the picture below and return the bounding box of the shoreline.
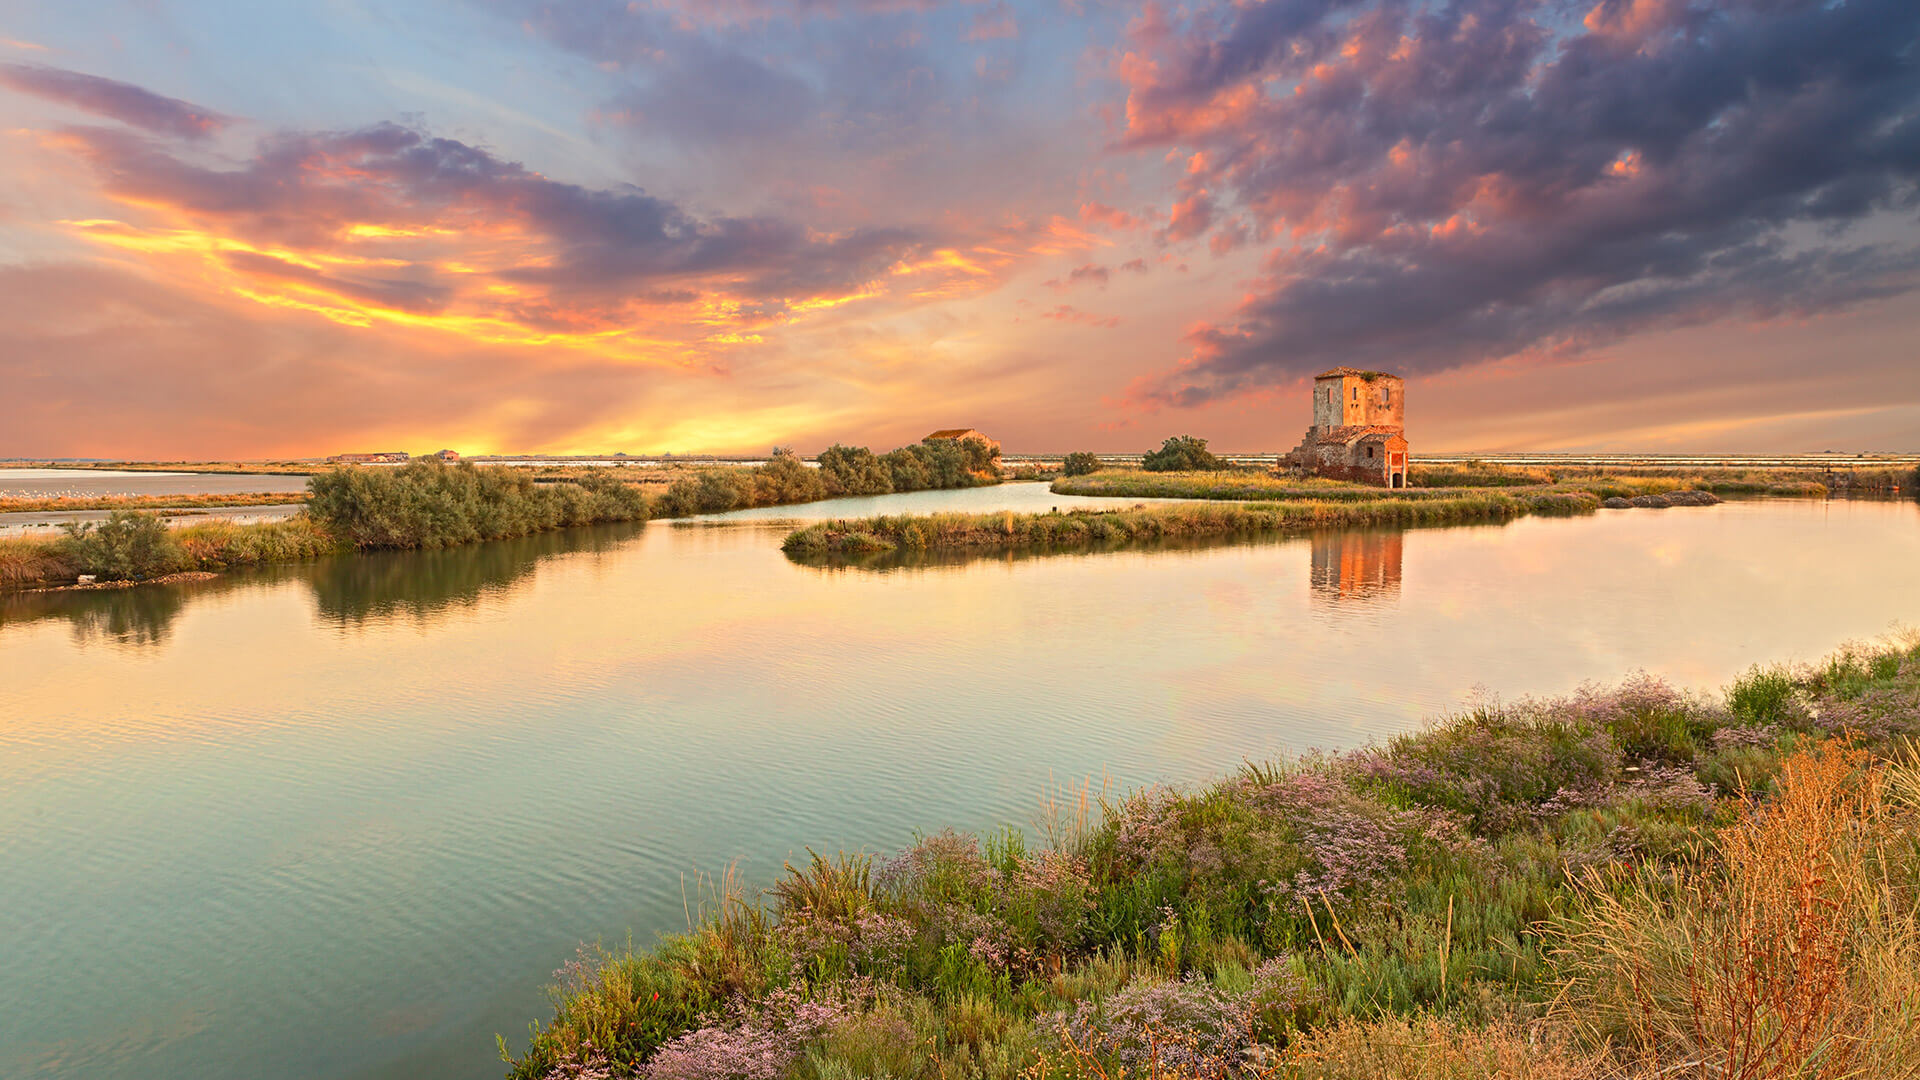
[504,633,1920,1079]
[778,488,1723,559]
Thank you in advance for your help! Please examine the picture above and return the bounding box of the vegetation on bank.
[1407,461,1854,495]
[2,440,1007,587]
[653,440,999,517]
[503,635,1920,1080]
[307,460,648,550]
[1051,465,1830,503]
[0,511,340,585]
[0,491,306,514]
[1142,436,1224,473]
[781,493,1599,559]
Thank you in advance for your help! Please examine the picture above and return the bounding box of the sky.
[1,0,1917,457]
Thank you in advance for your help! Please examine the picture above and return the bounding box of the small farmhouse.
[431,449,460,461]
[1281,368,1409,487]
[924,428,1000,455]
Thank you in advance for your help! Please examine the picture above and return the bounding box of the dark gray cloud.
[0,63,232,139]
[1122,0,1920,406]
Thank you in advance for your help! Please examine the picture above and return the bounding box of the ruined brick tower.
[1282,368,1409,487]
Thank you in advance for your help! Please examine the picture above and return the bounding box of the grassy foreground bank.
[781,492,1601,558]
[504,635,1920,1080]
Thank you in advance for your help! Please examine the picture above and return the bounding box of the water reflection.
[0,583,193,648]
[1308,529,1403,606]
[309,521,645,625]
[0,522,650,645]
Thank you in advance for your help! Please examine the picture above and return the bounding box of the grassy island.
[781,492,1603,559]
[504,635,1920,1080]
[1048,463,1888,503]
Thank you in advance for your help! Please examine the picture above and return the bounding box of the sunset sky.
[2,0,1917,457]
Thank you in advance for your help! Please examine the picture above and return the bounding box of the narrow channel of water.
[2,488,1916,1080]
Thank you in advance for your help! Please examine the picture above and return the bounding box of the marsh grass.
[0,533,80,585]
[0,491,305,513]
[1056,465,1840,504]
[781,494,1596,558]
[504,637,1920,1080]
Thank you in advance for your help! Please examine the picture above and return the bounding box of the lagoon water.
[3,486,1918,1080]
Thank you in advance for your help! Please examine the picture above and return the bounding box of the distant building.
[924,428,1003,478]
[924,428,1001,455]
[431,449,460,461]
[328,451,410,464]
[1282,368,1408,487]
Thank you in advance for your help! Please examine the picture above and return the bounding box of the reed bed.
[1054,466,1848,504]
[0,491,306,513]
[782,493,1597,557]
[0,534,80,586]
[503,635,1920,1080]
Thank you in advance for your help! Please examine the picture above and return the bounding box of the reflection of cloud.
[1309,529,1402,606]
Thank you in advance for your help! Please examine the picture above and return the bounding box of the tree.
[1142,435,1223,472]
[1062,452,1103,477]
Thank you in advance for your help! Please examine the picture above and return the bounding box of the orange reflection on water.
[1309,529,1403,605]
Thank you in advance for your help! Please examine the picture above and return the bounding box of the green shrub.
[58,510,188,580]
[1062,452,1102,477]
[307,460,646,550]
[1728,664,1803,727]
[818,444,894,496]
[1142,435,1223,472]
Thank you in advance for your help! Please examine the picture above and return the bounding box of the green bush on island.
[58,510,188,580]
[1061,452,1102,477]
[307,459,648,549]
[503,636,1920,1080]
[1142,435,1224,472]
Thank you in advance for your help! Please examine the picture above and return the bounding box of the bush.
[751,449,828,506]
[817,445,894,496]
[1062,452,1102,477]
[307,461,646,549]
[58,510,188,580]
[880,440,974,491]
[1142,435,1223,472]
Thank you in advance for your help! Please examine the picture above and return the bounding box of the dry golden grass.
[0,534,77,586]
[1552,743,1920,1080]
[0,492,304,513]
[1028,1017,1614,1080]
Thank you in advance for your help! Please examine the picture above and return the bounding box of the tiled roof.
[1314,366,1398,380]
[926,428,986,440]
[1305,425,1407,445]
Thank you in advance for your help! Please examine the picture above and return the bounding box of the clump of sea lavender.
[643,987,855,1080]
[1053,958,1307,1074]
[541,1042,614,1080]
[1230,766,1468,913]
[1057,975,1252,1074]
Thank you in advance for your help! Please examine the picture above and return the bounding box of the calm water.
[3,487,1917,1080]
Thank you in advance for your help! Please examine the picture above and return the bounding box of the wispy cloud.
[0,63,231,139]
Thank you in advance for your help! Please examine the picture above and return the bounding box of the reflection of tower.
[1309,530,1404,604]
